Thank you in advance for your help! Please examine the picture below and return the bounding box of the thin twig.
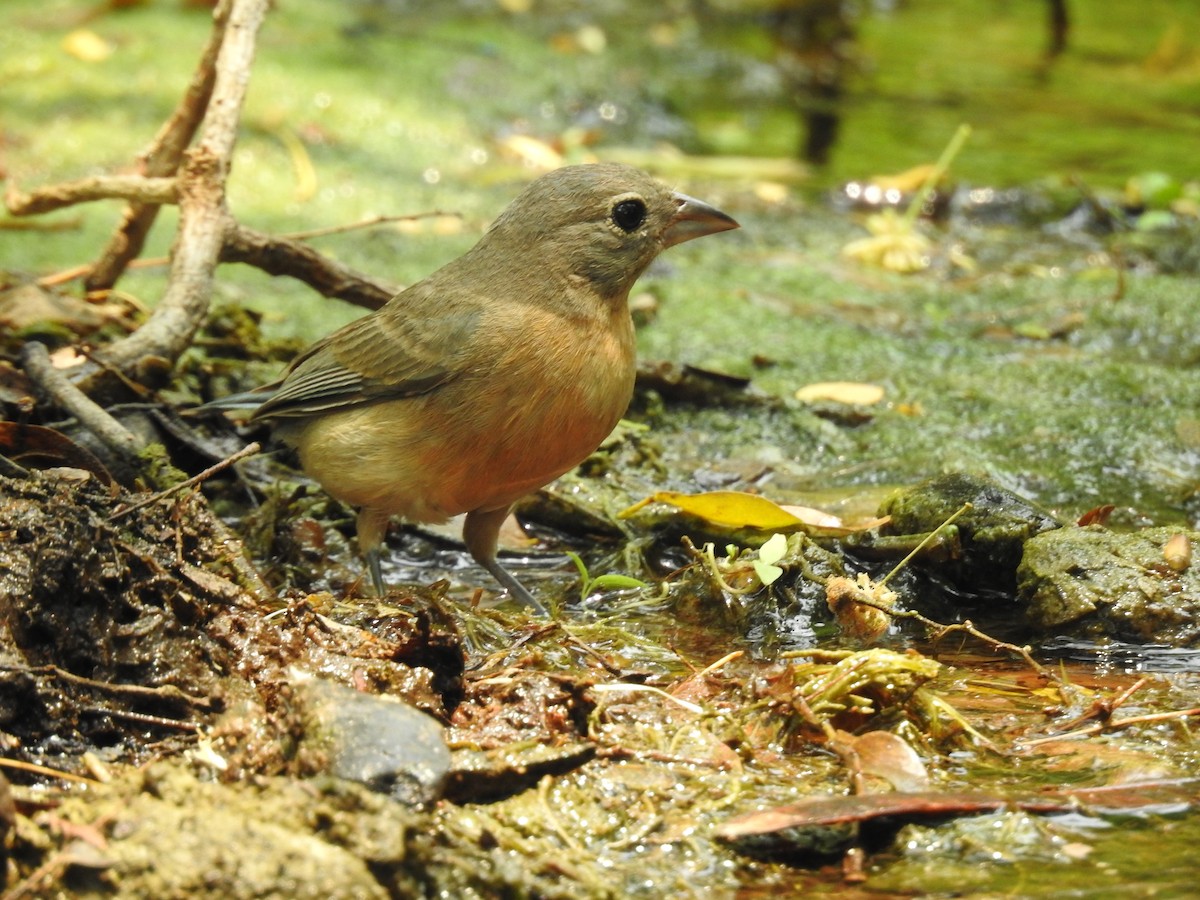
[2,664,214,710]
[1043,675,1151,735]
[221,221,398,309]
[205,512,277,604]
[80,706,202,731]
[284,210,460,241]
[931,619,1058,682]
[1019,706,1200,747]
[0,757,100,786]
[36,211,450,291]
[0,215,84,232]
[694,650,745,679]
[880,502,972,587]
[594,744,738,771]
[109,440,260,521]
[0,453,31,479]
[590,683,705,715]
[835,590,1087,710]
[2,849,78,900]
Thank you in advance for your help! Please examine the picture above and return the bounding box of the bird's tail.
[192,387,276,415]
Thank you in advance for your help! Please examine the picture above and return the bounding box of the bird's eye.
[611,198,647,233]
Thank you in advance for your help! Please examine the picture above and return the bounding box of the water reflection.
[1040,635,1200,674]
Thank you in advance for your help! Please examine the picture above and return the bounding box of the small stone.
[299,676,450,805]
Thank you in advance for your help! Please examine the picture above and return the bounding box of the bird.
[212,163,738,613]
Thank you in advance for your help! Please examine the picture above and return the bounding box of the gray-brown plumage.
[225,163,738,612]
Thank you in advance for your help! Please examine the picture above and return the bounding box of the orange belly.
[289,304,636,523]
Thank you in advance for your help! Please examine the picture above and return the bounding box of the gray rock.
[300,676,450,805]
[1018,526,1200,646]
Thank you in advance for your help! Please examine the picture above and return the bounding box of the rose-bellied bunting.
[211,163,738,613]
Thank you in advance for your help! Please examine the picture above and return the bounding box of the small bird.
[216,163,738,612]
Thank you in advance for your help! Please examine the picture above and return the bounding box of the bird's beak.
[663,191,740,248]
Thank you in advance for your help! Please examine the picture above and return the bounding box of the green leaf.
[752,560,784,586]
[758,533,788,566]
[588,574,650,593]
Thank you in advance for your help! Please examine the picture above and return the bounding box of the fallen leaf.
[870,163,938,193]
[0,422,114,484]
[1164,533,1191,572]
[842,730,929,792]
[63,29,114,62]
[622,490,806,531]
[753,181,789,204]
[495,134,564,171]
[795,381,885,406]
[622,490,890,538]
[842,208,932,273]
[777,504,846,528]
[715,780,1200,859]
[1076,504,1115,527]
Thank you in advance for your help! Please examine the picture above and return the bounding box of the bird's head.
[483,162,739,301]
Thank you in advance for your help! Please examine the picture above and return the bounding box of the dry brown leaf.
[842,730,929,792]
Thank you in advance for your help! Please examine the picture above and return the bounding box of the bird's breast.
[451,301,637,510]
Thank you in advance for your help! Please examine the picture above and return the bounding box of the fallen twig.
[1041,675,1151,735]
[108,440,260,521]
[1019,706,1200,747]
[1,664,214,711]
[0,757,100,786]
[284,210,460,241]
[37,212,446,304]
[838,590,1062,686]
[20,341,143,465]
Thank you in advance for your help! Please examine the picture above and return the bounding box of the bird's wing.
[252,286,482,420]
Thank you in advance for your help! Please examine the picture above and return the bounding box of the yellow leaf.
[575,24,607,54]
[870,163,938,193]
[495,134,564,171]
[622,490,807,531]
[63,29,113,62]
[795,381,885,406]
[753,181,789,204]
[622,491,891,538]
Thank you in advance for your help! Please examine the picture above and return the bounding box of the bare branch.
[89,0,270,386]
[85,0,232,291]
[40,213,444,306]
[6,175,178,216]
[222,222,398,310]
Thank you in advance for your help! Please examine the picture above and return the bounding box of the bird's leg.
[366,547,386,597]
[356,507,391,596]
[463,505,548,615]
